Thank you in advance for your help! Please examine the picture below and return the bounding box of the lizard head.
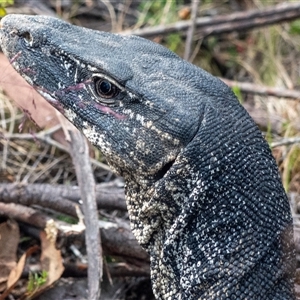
[0,14,228,185]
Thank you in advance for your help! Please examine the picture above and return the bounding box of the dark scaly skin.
[0,15,296,299]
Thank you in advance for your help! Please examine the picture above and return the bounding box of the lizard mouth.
[35,87,59,105]
[35,87,65,114]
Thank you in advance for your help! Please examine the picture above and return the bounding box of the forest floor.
[1,0,300,299]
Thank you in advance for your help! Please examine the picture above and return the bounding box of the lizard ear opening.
[156,159,175,180]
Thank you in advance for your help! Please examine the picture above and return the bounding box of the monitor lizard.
[0,14,296,299]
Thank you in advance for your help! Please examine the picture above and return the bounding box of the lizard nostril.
[21,31,33,44]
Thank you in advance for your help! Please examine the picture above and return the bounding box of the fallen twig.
[184,0,200,61]
[122,2,300,38]
[221,78,300,100]
[271,137,300,148]
[65,261,150,278]
[21,261,150,278]
[0,202,53,229]
[0,182,127,212]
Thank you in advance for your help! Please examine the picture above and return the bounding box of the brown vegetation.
[1,1,300,299]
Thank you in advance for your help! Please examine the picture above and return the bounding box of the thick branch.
[24,262,150,278]
[0,202,148,265]
[123,2,300,38]
[106,262,150,277]
[0,202,50,228]
[0,183,127,214]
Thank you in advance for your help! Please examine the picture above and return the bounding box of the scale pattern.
[0,14,296,299]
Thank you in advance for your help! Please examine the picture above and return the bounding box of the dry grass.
[0,93,112,185]
[0,94,74,184]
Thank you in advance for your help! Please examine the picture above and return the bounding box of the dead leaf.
[0,220,19,291]
[40,230,64,287]
[0,53,74,149]
[0,245,39,300]
[0,53,58,129]
[178,7,191,20]
[23,231,64,299]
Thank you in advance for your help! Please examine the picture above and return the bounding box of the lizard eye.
[94,78,119,99]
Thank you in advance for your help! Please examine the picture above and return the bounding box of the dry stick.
[0,183,127,213]
[107,263,150,277]
[122,2,300,38]
[0,183,78,217]
[0,202,50,228]
[221,78,300,100]
[25,0,59,17]
[271,137,300,148]
[62,119,102,300]
[100,0,118,32]
[184,0,200,61]
[23,261,150,278]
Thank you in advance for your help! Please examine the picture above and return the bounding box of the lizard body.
[0,15,296,299]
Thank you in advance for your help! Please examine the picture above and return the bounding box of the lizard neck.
[124,125,295,299]
[124,154,191,247]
